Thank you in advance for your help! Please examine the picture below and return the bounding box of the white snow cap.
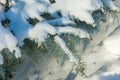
[6,0,47,21]
[55,0,103,11]
[48,0,103,25]
[57,26,90,39]
[29,22,57,45]
[103,25,120,55]
[20,0,47,21]
[0,0,6,4]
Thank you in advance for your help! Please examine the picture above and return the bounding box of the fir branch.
[57,26,92,40]
[54,35,79,64]
[4,0,9,12]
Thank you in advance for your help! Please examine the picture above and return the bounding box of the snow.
[47,17,75,26]
[74,12,120,80]
[21,0,47,21]
[70,10,95,26]
[54,35,79,64]
[49,0,103,12]
[101,0,120,11]
[0,0,6,4]
[6,9,32,46]
[0,22,21,63]
[79,59,120,80]
[0,11,5,20]
[57,26,90,39]
[6,0,48,21]
[103,26,120,55]
[5,1,32,46]
[5,0,53,46]
[5,1,24,22]
[103,59,120,76]
[28,22,56,46]
[48,0,103,25]
[0,0,120,80]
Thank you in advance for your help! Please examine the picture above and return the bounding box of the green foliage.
[0,49,24,80]
[49,0,56,4]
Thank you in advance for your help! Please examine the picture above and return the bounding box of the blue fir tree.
[0,0,120,80]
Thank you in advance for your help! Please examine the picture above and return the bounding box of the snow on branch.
[48,0,103,26]
[0,22,21,64]
[28,22,57,46]
[57,26,91,39]
[54,35,79,64]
